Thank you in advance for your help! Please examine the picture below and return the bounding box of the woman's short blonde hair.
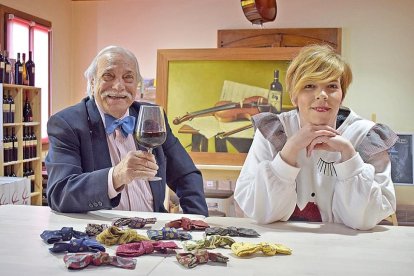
[286,44,352,104]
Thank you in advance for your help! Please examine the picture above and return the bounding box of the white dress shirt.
[96,104,154,212]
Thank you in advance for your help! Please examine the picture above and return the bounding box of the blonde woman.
[234,45,397,230]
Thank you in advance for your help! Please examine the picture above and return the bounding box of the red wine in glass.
[135,105,166,181]
[136,131,166,149]
[257,96,271,113]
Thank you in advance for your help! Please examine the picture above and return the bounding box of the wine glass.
[135,105,167,181]
[257,96,271,113]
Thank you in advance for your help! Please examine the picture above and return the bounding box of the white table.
[0,205,413,276]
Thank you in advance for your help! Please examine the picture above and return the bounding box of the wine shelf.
[1,83,42,205]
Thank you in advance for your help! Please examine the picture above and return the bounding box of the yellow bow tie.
[231,242,292,257]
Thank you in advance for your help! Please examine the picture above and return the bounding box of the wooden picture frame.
[389,133,414,185]
[156,47,300,165]
[217,28,341,51]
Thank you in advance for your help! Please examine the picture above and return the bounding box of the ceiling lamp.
[241,0,277,25]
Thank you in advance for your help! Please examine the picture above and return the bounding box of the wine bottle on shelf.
[26,162,34,192]
[26,127,31,158]
[26,51,35,86]
[21,53,28,85]
[0,50,4,83]
[11,127,17,161]
[26,126,32,158]
[28,127,33,158]
[268,69,283,114]
[23,162,27,177]
[22,127,26,159]
[14,53,22,85]
[0,134,3,166]
[23,164,28,178]
[24,162,32,175]
[3,51,12,84]
[2,93,8,123]
[7,128,12,162]
[9,166,16,177]
[1,129,6,163]
[3,128,11,163]
[29,162,34,176]
[8,91,15,123]
[5,165,16,177]
[31,127,37,158]
[23,127,28,159]
[23,93,33,122]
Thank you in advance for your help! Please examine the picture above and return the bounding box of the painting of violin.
[157,49,295,162]
[173,96,268,125]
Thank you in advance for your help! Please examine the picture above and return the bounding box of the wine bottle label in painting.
[268,89,282,113]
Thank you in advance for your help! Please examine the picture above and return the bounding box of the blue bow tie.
[104,114,136,137]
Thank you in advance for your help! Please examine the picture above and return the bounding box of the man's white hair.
[84,45,142,98]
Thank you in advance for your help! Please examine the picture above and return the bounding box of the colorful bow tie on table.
[104,114,136,137]
[165,217,210,230]
[40,227,88,244]
[176,249,229,269]
[113,217,157,229]
[147,227,192,240]
[63,251,137,270]
[85,223,109,236]
[96,226,149,246]
[116,240,180,257]
[184,235,235,251]
[231,242,292,257]
[49,237,105,253]
[205,226,260,237]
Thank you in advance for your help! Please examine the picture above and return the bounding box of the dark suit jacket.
[45,97,208,216]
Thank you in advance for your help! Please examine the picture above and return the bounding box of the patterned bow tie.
[176,249,229,269]
[165,217,210,231]
[104,114,136,137]
[40,227,88,244]
[63,251,136,270]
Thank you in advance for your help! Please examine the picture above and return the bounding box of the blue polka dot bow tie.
[104,114,136,137]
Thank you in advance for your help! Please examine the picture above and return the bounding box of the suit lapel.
[85,98,112,170]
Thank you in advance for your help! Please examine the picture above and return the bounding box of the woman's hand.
[307,134,356,162]
[112,150,159,190]
[280,124,339,166]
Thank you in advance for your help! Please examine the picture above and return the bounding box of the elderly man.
[46,45,208,216]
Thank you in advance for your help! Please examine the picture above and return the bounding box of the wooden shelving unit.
[1,83,42,205]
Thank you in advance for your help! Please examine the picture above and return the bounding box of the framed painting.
[389,133,414,185]
[156,47,300,165]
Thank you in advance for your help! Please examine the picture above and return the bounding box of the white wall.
[70,0,414,132]
[2,0,412,132]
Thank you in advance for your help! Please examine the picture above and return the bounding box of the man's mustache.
[101,91,133,100]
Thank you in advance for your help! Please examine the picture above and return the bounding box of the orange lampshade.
[241,0,277,25]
